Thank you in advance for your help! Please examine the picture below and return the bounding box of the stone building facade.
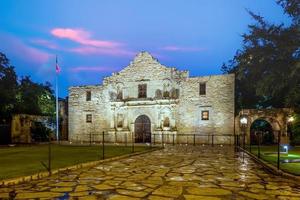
[68,52,235,144]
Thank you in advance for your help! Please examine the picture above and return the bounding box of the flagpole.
[56,56,59,142]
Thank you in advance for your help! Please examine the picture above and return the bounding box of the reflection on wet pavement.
[1,145,300,199]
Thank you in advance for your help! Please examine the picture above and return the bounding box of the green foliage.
[222,0,300,111]
[0,53,18,118]
[277,0,300,24]
[0,52,55,118]
[15,76,55,115]
[291,114,300,145]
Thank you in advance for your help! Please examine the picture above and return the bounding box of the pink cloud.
[70,66,118,73]
[51,28,121,48]
[161,46,206,52]
[31,39,58,49]
[70,46,136,57]
[50,27,135,57]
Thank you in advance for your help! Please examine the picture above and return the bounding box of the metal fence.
[152,133,235,146]
[236,132,300,176]
[70,132,236,146]
[0,131,154,180]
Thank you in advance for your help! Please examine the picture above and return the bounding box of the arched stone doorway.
[237,108,293,144]
[134,115,151,143]
[250,118,276,145]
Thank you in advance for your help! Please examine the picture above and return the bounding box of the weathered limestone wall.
[68,52,235,144]
[177,74,235,143]
[68,85,110,141]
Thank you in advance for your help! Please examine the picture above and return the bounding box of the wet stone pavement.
[1,146,300,200]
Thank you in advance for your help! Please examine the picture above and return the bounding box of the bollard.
[211,135,214,147]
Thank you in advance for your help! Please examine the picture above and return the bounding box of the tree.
[0,52,55,118]
[222,0,300,110]
[15,76,55,115]
[0,53,18,119]
[222,0,300,145]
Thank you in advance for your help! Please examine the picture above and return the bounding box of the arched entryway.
[134,115,151,143]
[250,119,276,145]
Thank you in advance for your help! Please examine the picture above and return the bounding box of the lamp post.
[240,116,248,163]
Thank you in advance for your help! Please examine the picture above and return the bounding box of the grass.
[0,144,153,180]
[246,145,300,175]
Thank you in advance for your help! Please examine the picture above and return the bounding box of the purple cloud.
[0,33,52,66]
[31,39,58,49]
[70,66,119,73]
[51,27,135,57]
[161,45,206,52]
[51,28,121,48]
[70,46,136,57]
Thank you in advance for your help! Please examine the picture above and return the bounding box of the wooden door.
[134,115,151,143]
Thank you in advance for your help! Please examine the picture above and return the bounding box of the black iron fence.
[235,132,300,176]
[0,131,154,181]
[152,133,235,146]
[70,132,236,146]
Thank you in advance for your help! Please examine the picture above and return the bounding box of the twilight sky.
[0,0,291,97]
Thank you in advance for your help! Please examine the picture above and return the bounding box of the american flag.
[56,56,61,73]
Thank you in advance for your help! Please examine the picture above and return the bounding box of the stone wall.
[11,114,53,143]
[68,52,235,144]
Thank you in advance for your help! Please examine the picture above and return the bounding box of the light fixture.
[283,145,288,154]
[240,116,248,125]
[288,116,294,123]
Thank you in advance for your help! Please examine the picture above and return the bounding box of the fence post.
[249,133,252,153]
[132,132,134,153]
[258,133,261,158]
[162,132,164,148]
[89,131,92,146]
[211,134,214,147]
[48,135,51,175]
[193,134,195,146]
[102,131,105,159]
[277,131,281,170]
[172,134,175,146]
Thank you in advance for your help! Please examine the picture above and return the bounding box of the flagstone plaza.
[1,146,300,199]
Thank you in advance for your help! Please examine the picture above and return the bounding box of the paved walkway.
[1,146,300,199]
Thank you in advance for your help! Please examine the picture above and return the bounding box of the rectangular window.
[86,114,92,123]
[201,111,209,120]
[199,83,206,95]
[138,84,147,98]
[86,91,91,101]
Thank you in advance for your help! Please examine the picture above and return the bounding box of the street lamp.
[240,116,248,126]
[288,116,294,123]
[240,116,248,162]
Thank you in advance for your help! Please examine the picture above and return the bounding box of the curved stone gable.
[104,52,188,84]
